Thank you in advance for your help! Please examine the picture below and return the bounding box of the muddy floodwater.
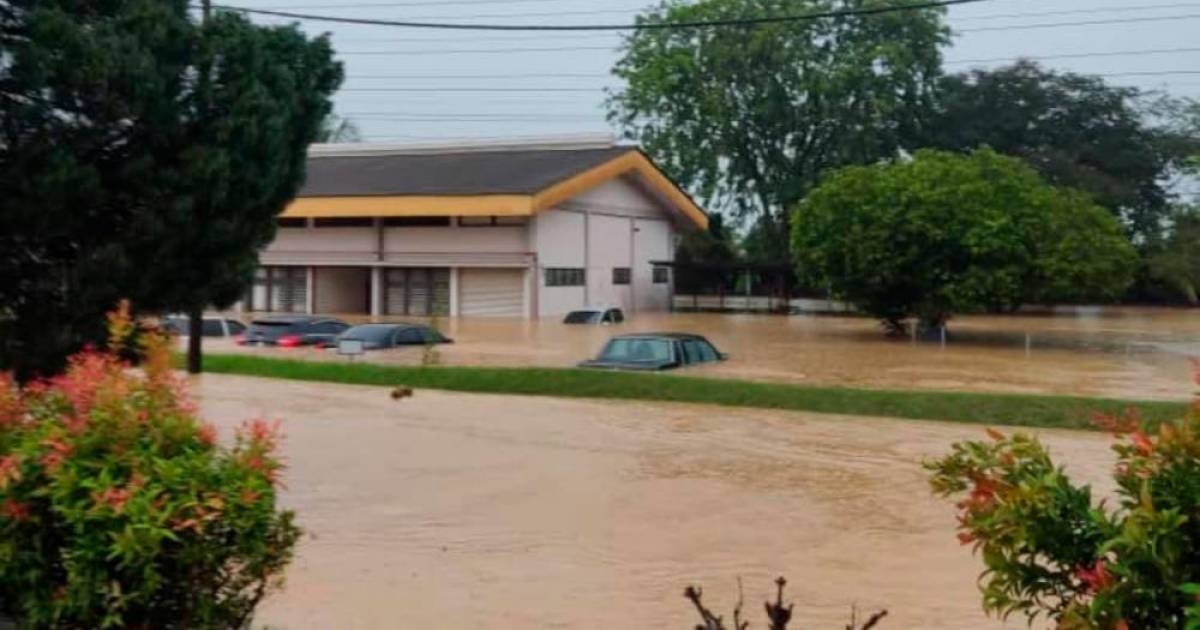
[214,307,1200,400]
[195,374,1115,629]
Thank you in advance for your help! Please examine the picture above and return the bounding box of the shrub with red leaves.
[927,390,1200,629]
[0,302,300,628]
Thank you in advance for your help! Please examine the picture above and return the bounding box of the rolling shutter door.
[460,269,525,317]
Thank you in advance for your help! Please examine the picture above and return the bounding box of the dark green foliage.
[608,0,949,257]
[0,0,341,380]
[928,406,1200,627]
[1146,209,1200,304]
[922,61,1187,245]
[792,149,1137,332]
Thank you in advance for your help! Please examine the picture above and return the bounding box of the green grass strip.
[201,353,1189,431]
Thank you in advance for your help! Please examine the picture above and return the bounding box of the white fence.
[672,295,855,314]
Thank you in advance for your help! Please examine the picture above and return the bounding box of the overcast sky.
[234,0,1200,146]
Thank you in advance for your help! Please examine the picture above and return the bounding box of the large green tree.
[1146,209,1200,304]
[608,0,949,260]
[792,149,1137,334]
[922,61,1188,245]
[146,11,341,374]
[0,0,340,380]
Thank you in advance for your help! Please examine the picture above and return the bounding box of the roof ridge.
[309,134,620,158]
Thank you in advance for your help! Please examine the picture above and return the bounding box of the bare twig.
[685,576,884,630]
[846,604,889,630]
[765,576,794,630]
[733,577,748,630]
[685,585,727,630]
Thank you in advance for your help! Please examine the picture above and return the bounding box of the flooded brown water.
[195,374,1116,629]
[212,307,1200,400]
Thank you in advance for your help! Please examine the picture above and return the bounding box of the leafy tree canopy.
[922,61,1194,245]
[0,0,340,380]
[792,149,1137,333]
[608,0,949,260]
[1146,208,1200,304]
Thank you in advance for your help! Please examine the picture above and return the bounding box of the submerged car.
[162,315,246,338]
[563,307,625,325]
[323,323,452,350]
[237,316,349,347]
[578,333,725,371]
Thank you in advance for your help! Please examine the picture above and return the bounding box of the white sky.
[238,0,1200,195]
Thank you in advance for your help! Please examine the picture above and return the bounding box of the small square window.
[653,266,670,284]
[613,267,632,285]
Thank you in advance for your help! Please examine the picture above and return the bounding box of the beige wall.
[535,175,679,318]
[534,210,587,317]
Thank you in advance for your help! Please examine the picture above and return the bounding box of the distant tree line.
[609,0,1200,321]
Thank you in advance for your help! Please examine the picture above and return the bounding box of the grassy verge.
[199,353,1189,431]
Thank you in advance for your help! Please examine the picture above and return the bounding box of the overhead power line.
[947,46,1200,65]
[338,45,616,55]
[958,12,1200,33]
[347,72,610,79]
[256,0,612,10]
[340,87,607,92]
[211,0,992,32]
[343,69,1200,81]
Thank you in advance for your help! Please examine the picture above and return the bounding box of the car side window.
[601,310,614,324]
[697,341,720,363]
[681,340,702,364]
[611,309,625,323]
[201,320,224,337]
[227,321,246,335]
[311,321,341,335]
[396,328,423,344]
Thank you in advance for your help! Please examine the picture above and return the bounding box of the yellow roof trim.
[282,195,533,218]
[531,151,709,229]
[281,150,708,229]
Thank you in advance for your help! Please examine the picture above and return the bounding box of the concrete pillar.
[370,266,383,319]
[305,266,315,314]
[523,266,534,319]
[448,267,460,316]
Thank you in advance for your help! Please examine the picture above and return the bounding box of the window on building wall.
[458,216,528,227]
[545,268,585,287]
[612,267,632,285]
[314,217,373,228]
[653,266,670,284]
[246,266,307,312]
[383,217,451,227]
[276,218,306,228]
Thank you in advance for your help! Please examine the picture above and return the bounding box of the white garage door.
[459,268,525,317]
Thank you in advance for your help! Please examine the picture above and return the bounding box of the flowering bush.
[0,303,300,628]
[927,389,1200,629]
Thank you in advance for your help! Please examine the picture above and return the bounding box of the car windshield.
[598,338,673,363]
[564,311,602,324]
[341,325,396,343]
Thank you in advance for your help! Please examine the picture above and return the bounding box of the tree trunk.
[187,305,203,374]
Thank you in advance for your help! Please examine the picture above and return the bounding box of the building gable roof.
[284,143,708,229]
[299,147,632,197]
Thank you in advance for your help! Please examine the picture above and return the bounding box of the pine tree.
[0,0,341,379]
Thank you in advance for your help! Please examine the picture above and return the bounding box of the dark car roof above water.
[608,333,709,341]
[250,316,326,325]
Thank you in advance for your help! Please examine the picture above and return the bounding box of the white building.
[247,135,709,319]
